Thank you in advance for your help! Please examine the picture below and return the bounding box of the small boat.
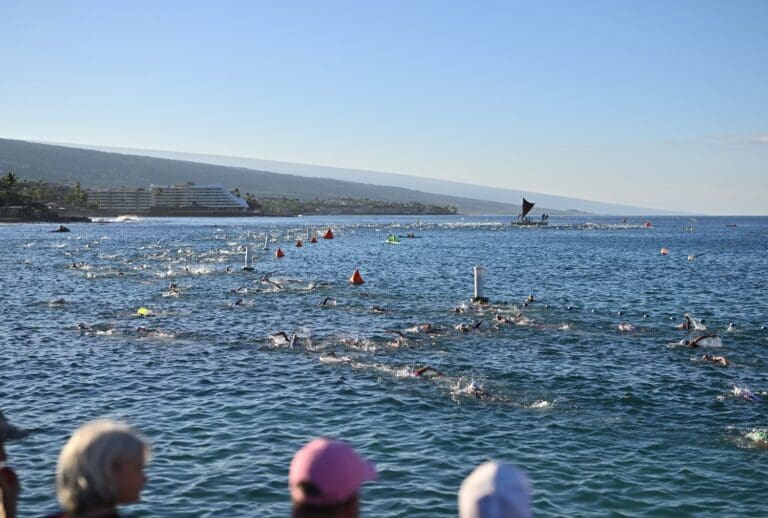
[386,234,401,244]
[511,197,548,226]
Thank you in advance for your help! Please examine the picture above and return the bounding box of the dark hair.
[291,489,358,518]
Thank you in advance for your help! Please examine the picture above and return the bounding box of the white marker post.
[472,265,489,304]
[243,246,254,271]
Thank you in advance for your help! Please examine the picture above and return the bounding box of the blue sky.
[1,1,766,214]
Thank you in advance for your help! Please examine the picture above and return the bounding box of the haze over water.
[2,215,767,516]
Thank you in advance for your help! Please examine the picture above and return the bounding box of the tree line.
[0,171,457,216]
[1,171,87,208]
[234,191,457,216]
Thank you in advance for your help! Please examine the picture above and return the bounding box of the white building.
[88,183,248,211]
[149,183,248,210]
[87,188,152,211]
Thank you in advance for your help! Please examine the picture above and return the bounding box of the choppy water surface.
[2,215,767,516]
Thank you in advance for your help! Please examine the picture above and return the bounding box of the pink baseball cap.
[289,438,377,506]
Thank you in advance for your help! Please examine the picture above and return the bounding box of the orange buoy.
[275,247,284,258]
[349,268,365,285]
[310,236,317,244]
[323,228,334,239]
[660,247,669,256]
[295,239,303,247]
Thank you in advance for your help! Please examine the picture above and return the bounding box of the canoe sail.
[519,198,535,219]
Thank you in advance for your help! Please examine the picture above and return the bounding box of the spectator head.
[56,420,151,515]
[0,411,28,443]
[459,461,531,518]
[289,438,377,518]
[0,410,28,462]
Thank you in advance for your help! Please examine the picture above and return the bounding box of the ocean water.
[2,215,767,517]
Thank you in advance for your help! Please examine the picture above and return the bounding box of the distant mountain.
[3,138,662,215]
[0,138,526,215]
[50,142,669,216]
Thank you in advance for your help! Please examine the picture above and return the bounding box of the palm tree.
[2,171,18,205]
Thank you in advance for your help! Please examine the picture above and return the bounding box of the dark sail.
[520,198,535,219]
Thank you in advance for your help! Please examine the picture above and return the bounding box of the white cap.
[459,461,532,518]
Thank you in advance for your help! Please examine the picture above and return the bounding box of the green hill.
[0,138,552,215]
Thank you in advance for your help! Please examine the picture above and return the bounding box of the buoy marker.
[275,247,284,258]
[295,239,303,247]
[323,228,334,239]
[471,265,489,304]
[310,236,317,244]
[243,245,255,271]
[349,268,365,285]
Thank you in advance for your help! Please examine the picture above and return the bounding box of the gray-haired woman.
[47,420,150,518]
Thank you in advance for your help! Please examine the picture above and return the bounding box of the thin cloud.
[711,134,768,146]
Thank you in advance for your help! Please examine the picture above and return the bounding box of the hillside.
[0,138,548,215]
[60,143,667,215]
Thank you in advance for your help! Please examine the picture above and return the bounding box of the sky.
[1,0,766,214]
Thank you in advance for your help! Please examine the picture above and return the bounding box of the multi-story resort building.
[87,183,248,213]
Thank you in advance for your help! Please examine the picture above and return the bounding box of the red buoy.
[310,236,317,244]
[275,248,284,258]
[323,228,334,239]
[349,268,364,285]
[295,239,303,247]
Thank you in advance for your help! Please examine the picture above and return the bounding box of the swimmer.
[678,313,694,330]
[746,429,768,445]
[269,332,296,346]
[76,322,91,331]
[453,306,467,314]
[412,366,443,378]
[680,334,720,348]
[405,323,443,335]
[383,330,407,347]
[49,298,67,306]
[232,298,244,306]
[617,322,636,332]
[467,380,490,399]
[370,305,388,313]
[260,273,282,290]
[318,297,336,306]
[702,354,729,366]
[526,294,535,303]
[734,387,762,402]
[455,320,483,333]
[727,322,736,332]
